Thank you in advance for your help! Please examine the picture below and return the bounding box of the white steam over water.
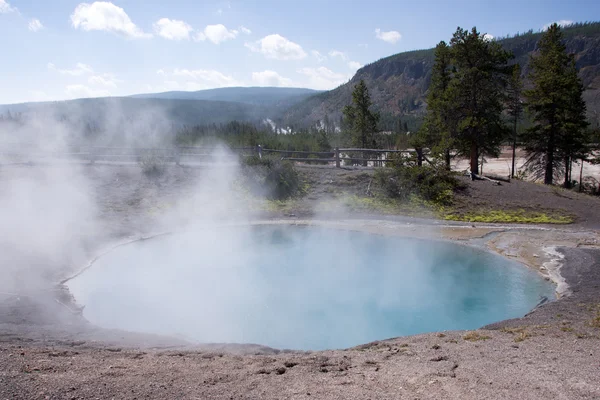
[1,110,553,351]
[67,226,554,350]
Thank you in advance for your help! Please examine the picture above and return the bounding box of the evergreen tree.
[342,80,380,149]
[447,27,512,175]
[420,41,454,169]
[506,64,523,178]
[523,23,589,185]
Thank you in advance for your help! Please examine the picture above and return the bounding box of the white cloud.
[70,1,151,39]
[328,50,348,61]
[251,70,293,87]
[0,0,16,14]
[28,18,44,32]
[542,20,574,30]
[246,34,307,60]
[311,50,326,63]
[156,69,166,76]
[375,28,401,44]
[153,18,193,40]
[239,26,251,35]
[482,33,494,41]
[88,73,119,88]
[297,67,350,90]
[194,24,238,44]
[48,62,94,76]
[348,61,362,70]
[65,84,111,99]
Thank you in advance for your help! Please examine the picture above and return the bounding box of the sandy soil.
[1,164,600,399]
[454,146,600,180]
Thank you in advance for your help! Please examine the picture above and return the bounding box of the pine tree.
[343,79,380,150]
[523,23,589,185]
[447,27,512,175]
[420,41,455,169]
[506,64,523,178]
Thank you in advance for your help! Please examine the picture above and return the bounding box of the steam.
[0,105,253,302]
[0,107,553,351]
[0,113,99,295]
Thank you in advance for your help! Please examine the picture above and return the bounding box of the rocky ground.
[1,162,600,399]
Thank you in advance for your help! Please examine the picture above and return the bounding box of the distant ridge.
[130,86,322,108]
[0,87,324,138]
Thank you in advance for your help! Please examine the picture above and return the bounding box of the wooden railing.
[0,145,419,168]
[261,147,419,167]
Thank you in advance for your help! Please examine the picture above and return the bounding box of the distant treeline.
[174,119,420,151]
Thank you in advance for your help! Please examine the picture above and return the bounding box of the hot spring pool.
[67,226,555,350]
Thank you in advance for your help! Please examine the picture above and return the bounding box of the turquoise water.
[68,226,555,350]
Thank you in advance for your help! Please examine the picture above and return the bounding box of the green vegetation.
[590,305,600,328]
[375,164,465,206]
[342,80,380,150]
[506,64,524,179]
[138,152,167,177]
[417,26,513,175]
[242,155,301,200]
[443,209,574,224]
[500,326,534,342]
[523,23,590,186]
[419,40,454,169]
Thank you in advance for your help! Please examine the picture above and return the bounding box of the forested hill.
[131,87,322,109]
[282,22,600,130]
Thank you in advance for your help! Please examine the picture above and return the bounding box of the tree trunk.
[470,142,479,175]
[444,149,451,170]
[416,148,423,167]
[361,131,367,167]
[544,132,554,185]
[511,118,517,178]
[564,156,571,188]
[579,158,584,192]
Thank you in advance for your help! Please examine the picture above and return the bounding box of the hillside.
[130,87,322,109]
[282,22,600,130]
[0,97,268,145]
[0,87,324,142]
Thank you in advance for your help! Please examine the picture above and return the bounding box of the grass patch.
[336,194,438,217]
[342,195,402,214]
[444,209,574,224]
[463,331,491,342]
[589,311,600,328]
[499,327,532,341]
[500,325,549,341]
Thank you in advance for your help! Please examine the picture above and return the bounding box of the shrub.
[375,165,463,205]
[139,152,167,177]
[243,155,300,200]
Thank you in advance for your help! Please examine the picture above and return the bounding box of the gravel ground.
[1,163,600,399]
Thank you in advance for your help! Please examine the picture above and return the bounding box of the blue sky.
[1,0,599,104]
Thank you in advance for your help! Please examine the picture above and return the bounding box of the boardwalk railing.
[0,145,420,168]
[262,147,419,167]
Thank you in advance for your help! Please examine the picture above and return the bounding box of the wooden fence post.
[335,147,340,168]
